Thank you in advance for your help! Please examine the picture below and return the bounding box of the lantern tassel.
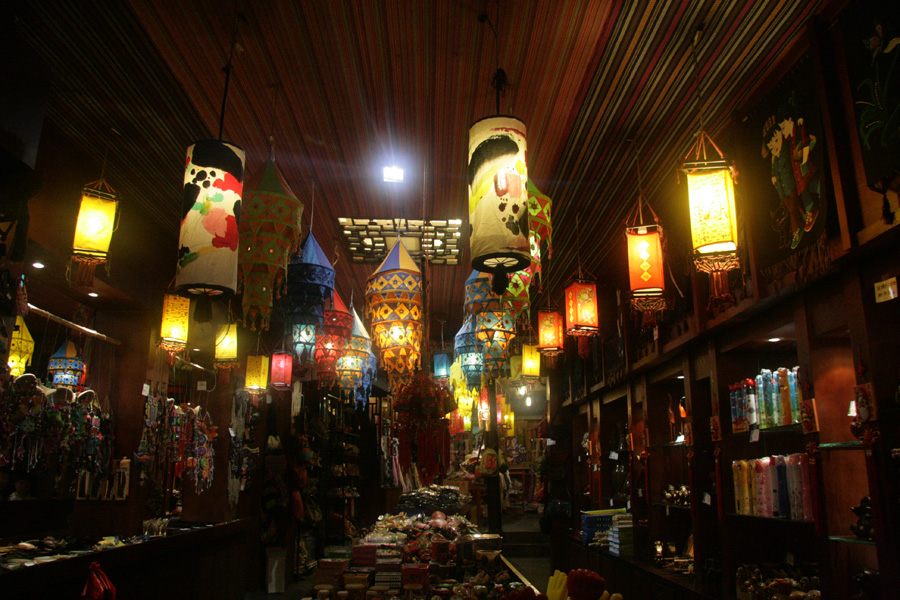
[708,271,734,312]
[577,337,590,360]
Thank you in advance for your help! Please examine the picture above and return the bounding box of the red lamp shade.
[537,310,564,357]
[565,280,599,336]
[270,351,293,388]
[626,225,665,298]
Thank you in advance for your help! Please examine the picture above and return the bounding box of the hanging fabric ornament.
[501,180,553,323]
[315,291,352,389]
[238,158,304,330]
[454,315,483,391]
[47,340,85,389]
[7,315,34,377]
[337,308,372,398]
[468,117,531,296]
[284,232,335,365]
[365,241,422,393]
[175,140,245,320]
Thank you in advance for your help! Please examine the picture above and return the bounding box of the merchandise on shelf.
[732,453,813,520]
[733,366,803,432]
[735,563,820,600]
[394,484,472,516]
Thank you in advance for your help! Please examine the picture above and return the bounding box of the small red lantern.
[537,309,564,366]
[565,279,599,336]
[626,224,667,327]
[270,350,293,388]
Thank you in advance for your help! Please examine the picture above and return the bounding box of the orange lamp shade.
[537,310,564,355]
[270,351,293,388]
[73,190,117,259]
[522,344,540,378]
[159,294,190,354]
[215,323,238,363]
[245,355,269,390]
[687,168,738,256]
[565,280,599,335]
[626,225,665,298]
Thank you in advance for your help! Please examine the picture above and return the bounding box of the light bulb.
[526,396,532,407]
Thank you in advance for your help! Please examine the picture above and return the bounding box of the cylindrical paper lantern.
[215,323,239,372]
[72,181,118,286]
[245,355,269,390]
[176,140,245,296]
[159,293,190,355]
[565,279,599,336]
[522,344,540,379]
[537,310,564,358]
[468,116,530,294]
[270,351,293,388]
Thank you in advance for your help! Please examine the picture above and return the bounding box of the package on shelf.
[343,568,374,588]
[743,367,803,432]
[581,508,626,544]
[314,558,350,586]
[733,454,813,521]
[401,563,430,590]
[351,544,378,567]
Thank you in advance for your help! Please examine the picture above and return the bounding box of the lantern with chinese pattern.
[468,116,530,296]
[238,158,304,330]
[7,316,34,377]
[270,351,292,388]
[337,308,372,397]
[537,309,564,364]
[215,323,239,379]
[565,279,599,337]
[47,341,85,389]
[366,241,422,393]
[626,223,667,325]
[159,294,190,356]
[176,140,245,302]
[285,232,335,364]
[682,132,740,308]
[71,180,118,287]
[245,355,269,391]
[316,292,352,389]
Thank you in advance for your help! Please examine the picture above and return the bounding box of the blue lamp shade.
[48,341,85,389]
[433,353,451,379]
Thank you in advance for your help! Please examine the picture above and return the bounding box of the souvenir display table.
[0,519,253,599]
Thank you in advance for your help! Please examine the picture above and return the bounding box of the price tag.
[609,451,619,461]
[703,492,712,505]
[627,500,631,510]
[750,429,760,442]
[141,383,150,396]
[875,277,898,303]
[197,381,207,391]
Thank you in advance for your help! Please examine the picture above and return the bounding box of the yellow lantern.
[215,323,239,375]
[7,316,34,377]
[71,181,118,286]
[682,132,740,307]
[245,354,269,390]
[522,344,540,379]
[159,294,190,355]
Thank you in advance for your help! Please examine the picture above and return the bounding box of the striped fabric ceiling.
[12,0,835,340]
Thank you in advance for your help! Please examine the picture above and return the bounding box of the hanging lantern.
[176,140,245,305]
[337,308,372,397]
[537,309,564,362]
[159,293,190,355]
[316,291,353,389]
[71,180,118,287]
[626,223,668,326]
[238,158,304,330]
[565,279,599,336]
[522,344,540,379]
[215,323,239,379]
[285,232,335,365]
[468,116,530,296]
[433,353,451,379]
[47,341,85,389]
[270,350,293,388]
[7,316,34,377]
[454,315,482,390]
[366,241,422,393]
[476,307,515,377]
[245,355,269,391]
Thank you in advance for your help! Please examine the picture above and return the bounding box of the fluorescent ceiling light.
[383,165,404,182]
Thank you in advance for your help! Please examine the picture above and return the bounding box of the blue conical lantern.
[285,232,335,364]
[47,341,85,389]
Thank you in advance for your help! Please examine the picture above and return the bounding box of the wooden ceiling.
[11,0,834,341]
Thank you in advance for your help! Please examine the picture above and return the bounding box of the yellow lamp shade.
[73,189,117,258]
[687,167,738,256]
[159,294,190,354]
[565,279,599,336]
[215,323,238,363]
[8,316,34,377]
[522,344,540,378]
[245,354,269,390]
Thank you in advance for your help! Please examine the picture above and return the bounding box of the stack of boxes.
[608,514,634,558]
[581,508,626,545]
[373,548,402,588]
[314,558,349,588]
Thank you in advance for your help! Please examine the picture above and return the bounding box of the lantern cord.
[267,83,281,159]
[97,127,119,182]
[217,12,246,140]
[575,211,583,280]
[692,25,705,148]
